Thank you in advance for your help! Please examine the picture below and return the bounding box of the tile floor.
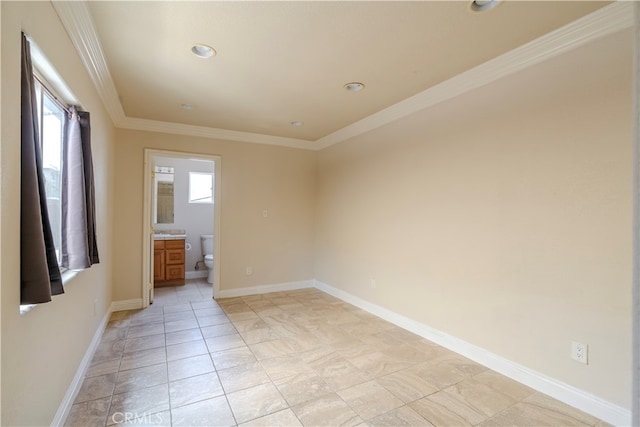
[65,279,608,426]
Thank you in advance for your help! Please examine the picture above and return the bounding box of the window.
[189,172,214,204]
[34,77,66,264]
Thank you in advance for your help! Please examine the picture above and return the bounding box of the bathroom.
[152,154,215,291]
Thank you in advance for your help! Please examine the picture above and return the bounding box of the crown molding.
[120,117,313,149]
[314,0,634,150]
[52,1,315,149]
[54,1,633,152]
[52,1,127,126]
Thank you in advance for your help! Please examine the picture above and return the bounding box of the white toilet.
[200,235,214,284]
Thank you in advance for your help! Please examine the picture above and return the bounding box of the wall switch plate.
[262,209,269,218]
[245,266,253,276]
[571,341,588,364]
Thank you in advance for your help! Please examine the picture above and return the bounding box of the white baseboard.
[216,280,314,299]
[57,280,629,425]
[111,298,143,312]
[314,280,631,427]
[186,271,208,280]
[51,307,113,426]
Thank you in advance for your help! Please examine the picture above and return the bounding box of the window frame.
[188,171,214,204]
[32,74,68,270]
[33,75,69,273]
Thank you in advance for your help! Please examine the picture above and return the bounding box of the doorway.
[142,149,221,308]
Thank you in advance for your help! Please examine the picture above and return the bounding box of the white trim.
[51,1,126,126]
[51,307,112,426]
[55,1,633,150]
[216,280,314,299]
[314,280,631,427]
[142,150,153,307]
[111,299,143,312]
[143,149,222,304]
[632,2,640,425]
[121,117,313,150]
[314,1,633,150]
[186,271,208,280]
[28,37,79,107]
[51,1,314,150]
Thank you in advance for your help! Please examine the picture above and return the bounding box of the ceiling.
[79,1,613,146]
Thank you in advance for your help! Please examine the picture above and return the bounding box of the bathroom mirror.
[154,166,174,224]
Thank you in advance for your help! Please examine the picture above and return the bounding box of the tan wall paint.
[315,30,633,408]
[113,130,316,302]
[0,1,4,423]
[1,2,115,425]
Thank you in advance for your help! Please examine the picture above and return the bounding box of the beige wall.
[314,30,633,408]
[0,2,115,425]
[113,130,316,301]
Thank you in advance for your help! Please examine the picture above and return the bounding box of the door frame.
[142,148,222,307]
[633,3,640,424]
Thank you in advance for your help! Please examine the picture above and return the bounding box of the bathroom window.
[34,77,66,264]
[189,172,214,204]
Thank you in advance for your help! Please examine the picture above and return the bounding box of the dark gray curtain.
[61,106,99,269]
[20,33,63,304]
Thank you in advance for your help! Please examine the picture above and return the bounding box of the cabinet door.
[165,249,185,265]
[165,239,184,249]
[154,250,165,281]
[166,264,185,280]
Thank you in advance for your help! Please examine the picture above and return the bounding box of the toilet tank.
[200,235,214,255]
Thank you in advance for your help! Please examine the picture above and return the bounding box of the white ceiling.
[57,1,629,149]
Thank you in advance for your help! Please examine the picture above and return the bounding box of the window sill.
[19,269,80,315]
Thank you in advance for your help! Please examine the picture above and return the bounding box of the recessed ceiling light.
[344,82,365,92]
[290,121,304,127]
[469,0,501,13]
[180,103,194,110]
[191,44,216,58]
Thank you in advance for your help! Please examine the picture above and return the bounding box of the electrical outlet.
[245,266,253,276]
[571,341,588,364]
[262,209,269,218]
[370,278,377,289]
[93,298,98,316]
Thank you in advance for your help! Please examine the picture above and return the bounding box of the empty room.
[0,1,637,426]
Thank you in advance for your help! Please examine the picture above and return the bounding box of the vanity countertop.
[154,234,186,240]
[154,230,187,240]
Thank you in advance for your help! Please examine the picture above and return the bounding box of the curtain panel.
[61,107,100,270]
[20,33,99,305]
[20,33,63,304]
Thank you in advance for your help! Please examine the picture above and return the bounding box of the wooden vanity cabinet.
[153,242,165,282]
[154,239,185,286]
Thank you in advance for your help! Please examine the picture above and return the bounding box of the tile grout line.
[202,299,241,427]
[69,281,606,427]
[164,303,171,427]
